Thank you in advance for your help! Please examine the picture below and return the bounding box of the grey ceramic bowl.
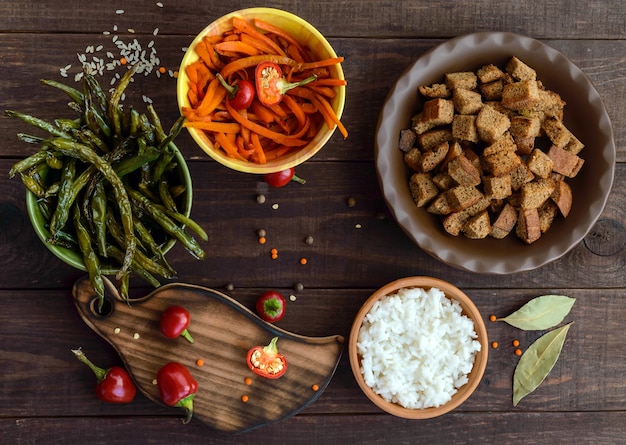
[375,32,615,274]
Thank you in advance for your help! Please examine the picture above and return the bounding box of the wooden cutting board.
[72,276,344,432]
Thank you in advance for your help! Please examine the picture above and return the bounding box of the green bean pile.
[7,65,207,307]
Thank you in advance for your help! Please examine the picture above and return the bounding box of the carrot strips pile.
[181,17,347,164]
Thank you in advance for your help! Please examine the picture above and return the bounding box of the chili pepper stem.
[175,393,196,424]
[181,328,195,344]
[291,174,306,184]
[264,336,280,355]
[277,74,317,95]
[71,348,107,382]
[216,73,236,96]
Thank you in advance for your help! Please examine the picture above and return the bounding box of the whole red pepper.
[157,362,198,424]
[255,61,317,107]
[256,290,286,323]
[246,337,287,379]
[263,167,306,187]
[216,73,255,110]
[71,348,136,404]
[160,305,195,343]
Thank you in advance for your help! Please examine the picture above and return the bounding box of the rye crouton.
[477,64,504,83]
[520,178,556,209]
[505,56,537,81]
[516,207,542,244]
[409,173,439,207]
[490,203,518,239]
[527,148,555,178]
[453,88,483,115]
[445,71,478,90]
[501,80,540,111]
[551,179,573,217]
[462,210,492,239]
[446,185,484,212]
[418,83,451,98]
[476,104,511,143]
[421,98,455,127]
[448,154,481,186]
[483,149,522,177]
[452,114,479,143]
[483,174,512,200]
[547,145,584,178]
[420,141,450,172]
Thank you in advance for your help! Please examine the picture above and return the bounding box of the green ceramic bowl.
[26,147,193,273]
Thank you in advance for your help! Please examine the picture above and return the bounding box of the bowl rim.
[176,7,346,174]
[26,145,193,273]
[374,31,616,274]
[348,276,488,419]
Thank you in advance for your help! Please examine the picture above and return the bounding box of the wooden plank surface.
[1,0,625,443]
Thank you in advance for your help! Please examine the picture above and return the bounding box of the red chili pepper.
[256,290,286,323]
[255,61,317,107]
[216,73,255,110]
[71,348,136,404]
[157,362,198,424]
[246,337,287,379]
[160,305,195,343]
[263,167,306,187]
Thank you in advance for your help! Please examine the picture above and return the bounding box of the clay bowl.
[349,276,488,419]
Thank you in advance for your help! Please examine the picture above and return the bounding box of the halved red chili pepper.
[246,337,287,379]
[72,348,136,404]
[157,361,198,424]
[255,61,317,107]
[216,73,255,110]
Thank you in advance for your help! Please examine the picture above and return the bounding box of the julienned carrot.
[298,57,344,71]
[239,33,280,56]
[288,87,347,139]
[252,18,308,61]
[197,78,226,116]
[251,101,274,123]
[282,94,307,130]
[225,101,307,147]
[214,40,261,56]
[232,17,286,57]
[310,78,347,87]
[214,131,247,161]
[250,133,267,164]
[183,121,240,133]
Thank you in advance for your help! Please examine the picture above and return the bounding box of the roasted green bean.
[9,67,207,300]
[73,206,105,308]
[127,187,205,260]
[48,138,136,277]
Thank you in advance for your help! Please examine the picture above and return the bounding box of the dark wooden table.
[1,1,625,443]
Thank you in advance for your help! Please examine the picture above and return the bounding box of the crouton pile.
[399,57,584,244]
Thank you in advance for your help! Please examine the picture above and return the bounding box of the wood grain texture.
[72,277,343,432]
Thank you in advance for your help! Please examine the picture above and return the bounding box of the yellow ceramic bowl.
[349,276,488,419]
[177,8,346,174]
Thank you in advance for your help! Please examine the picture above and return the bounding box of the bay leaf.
[498,295,575,330]
[513,322,572,406]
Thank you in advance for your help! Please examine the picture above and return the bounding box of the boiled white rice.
[357,286,481,409]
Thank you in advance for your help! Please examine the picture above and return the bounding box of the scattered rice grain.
[116,9,124,14]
